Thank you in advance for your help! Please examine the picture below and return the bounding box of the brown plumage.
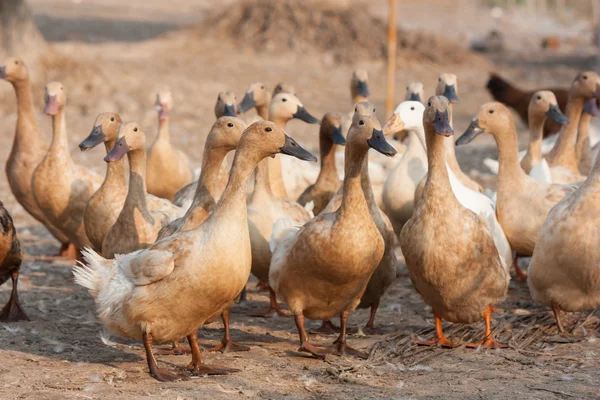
[486,73,568,137]
[0,201,28,322]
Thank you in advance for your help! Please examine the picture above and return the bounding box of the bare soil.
[0,1,599,399]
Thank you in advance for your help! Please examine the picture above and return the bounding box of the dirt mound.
[197,0,481,65]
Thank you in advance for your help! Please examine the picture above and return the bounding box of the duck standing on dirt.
[0,201,28,322]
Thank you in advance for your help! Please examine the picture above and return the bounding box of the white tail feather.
[270,217,297,253]
[304,201,315,218]
[72,247,115,298]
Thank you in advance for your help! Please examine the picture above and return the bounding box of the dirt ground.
[0,1,599,399]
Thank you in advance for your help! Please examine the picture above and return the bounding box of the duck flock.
[0,56,599,383]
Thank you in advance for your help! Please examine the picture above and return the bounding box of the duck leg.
[0,270,29,322]
[309,319,340,335]
[186,332,239,376]
[415,314,457,348]
[551,301,566,334]
[255,281,269,292]
[238,286,247,303]
[347,300,384,334]
[142,332,188,382]
[250,287,290,318]
[512,256,527,280]
[331,311,368,359]
[466,305,506,349]
[155,340,191,356]
[59,242,77,259]
[208,309,250,353]
[295,312,328,358]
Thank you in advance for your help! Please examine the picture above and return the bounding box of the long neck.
[360,153,383,225]
[103,139,127,186]
[576,113,592,163]
[193,145,229,208]
[352,95,368,105]
[252,158,274,197]
[527,111,546,165]
[256,104,269,120]
[551,96,584,161]
[12,80,45,149]
[494,126,528,188]
[339,143,369,218]
[156,117,170,142]
[316,131,340,184]
[423,130,454,199]
[212,150,260,218]
[442,103,461,173]
[49,107,70,156]
[125,149,150,214]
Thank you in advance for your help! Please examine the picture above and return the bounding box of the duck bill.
[79,125,105,151]
[595,82,600,99]
[104,136,130,162]
[546,104,570,124]
[408,92,421,102]
[356,80,370,98]
[222,104,236,117]
[456,119,483,146]
[443,85,460,104]
[279,135,317,161]
[158,104,169,120]
[583,98,600,117]
[367,128,397,157]
[433,110,454,137]
[330,125,346,145]
[238,91,256,113]
[0,66,6,79]
[44,95,59,115]
[382,113,405,137]
[292,106,320,124]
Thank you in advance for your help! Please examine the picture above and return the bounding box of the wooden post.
[385,0,397,119]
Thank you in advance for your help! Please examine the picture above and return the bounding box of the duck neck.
[266,116,289,198]
[156,116,170,142]
[406,128,427,158]
[576,113,591,163]
[442,104,462,174]
[339,144,370,218]
[551,95,584,161]
[103,139,127,187]
[423,131,453,199]
[352,95,368,105]
[527,112,546,165]
[494,125,528,188]
[124,149,150,215]
[192,145,229,209]
[212,150,260,218]
[360,153,383,224]
[49,106,70,157]
[252,158,274,198]
[256,104,269,120]
[12,79,45,150]
[316,130,340,185]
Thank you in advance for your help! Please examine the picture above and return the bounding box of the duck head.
[155,89,173,121]
[238,82,271,114]
[238,121,316,162]
[320,112,345,145]
[206,116,247,152]
[269,93,320,125]
[0,57,29,83]
[105,122,145,162]
[272,82,296,97]
[436,73,459,104]
[349,101,396,157]
[423,96,454,137]
[570,71,600,100]
[529,90,569,125]
[383,101,425,138]
[80,112,122,151]
[456,102,513,146]
[405,82,425,103]
[214,91,237,118]
[44,82,66,116]
[351,69,370,102]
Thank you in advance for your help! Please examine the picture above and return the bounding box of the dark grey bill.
[367,128,397,157]
[79,124,105,151]
[443,85,460,104]
[222,104,236,117]
[279,135,317,161]
[409,93,421,102]
[433,110,454,136]
[0,66,6,79]
[545,104,569,124]
[356,80,370,98]
[293,105,320,124]
[456,119,484,146]
[237,91,256,113]
[583,98,600,117]
[104,136,130,162]
[330,125,346,145]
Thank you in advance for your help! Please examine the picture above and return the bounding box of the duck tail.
[73,247,115,299]
[269,217,298,253]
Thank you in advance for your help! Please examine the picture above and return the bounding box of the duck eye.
[61,87,64,91]
[111,117,115,122]
[373,108,375,112]
[265,127,272,132]
[438,78,441,82]
[227,122,234,127]
[282,98,287,102]
[410,106,415,110]
[537,96,541,100]
[261,85,265,89]
[406,86,409,90]
[359,120,364,125]
[489,109,494,114]
[583,75,588,80]
[14,60,18,65]
[428,101,431,106]
[354,107,357,112]
[134,127,138,132]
